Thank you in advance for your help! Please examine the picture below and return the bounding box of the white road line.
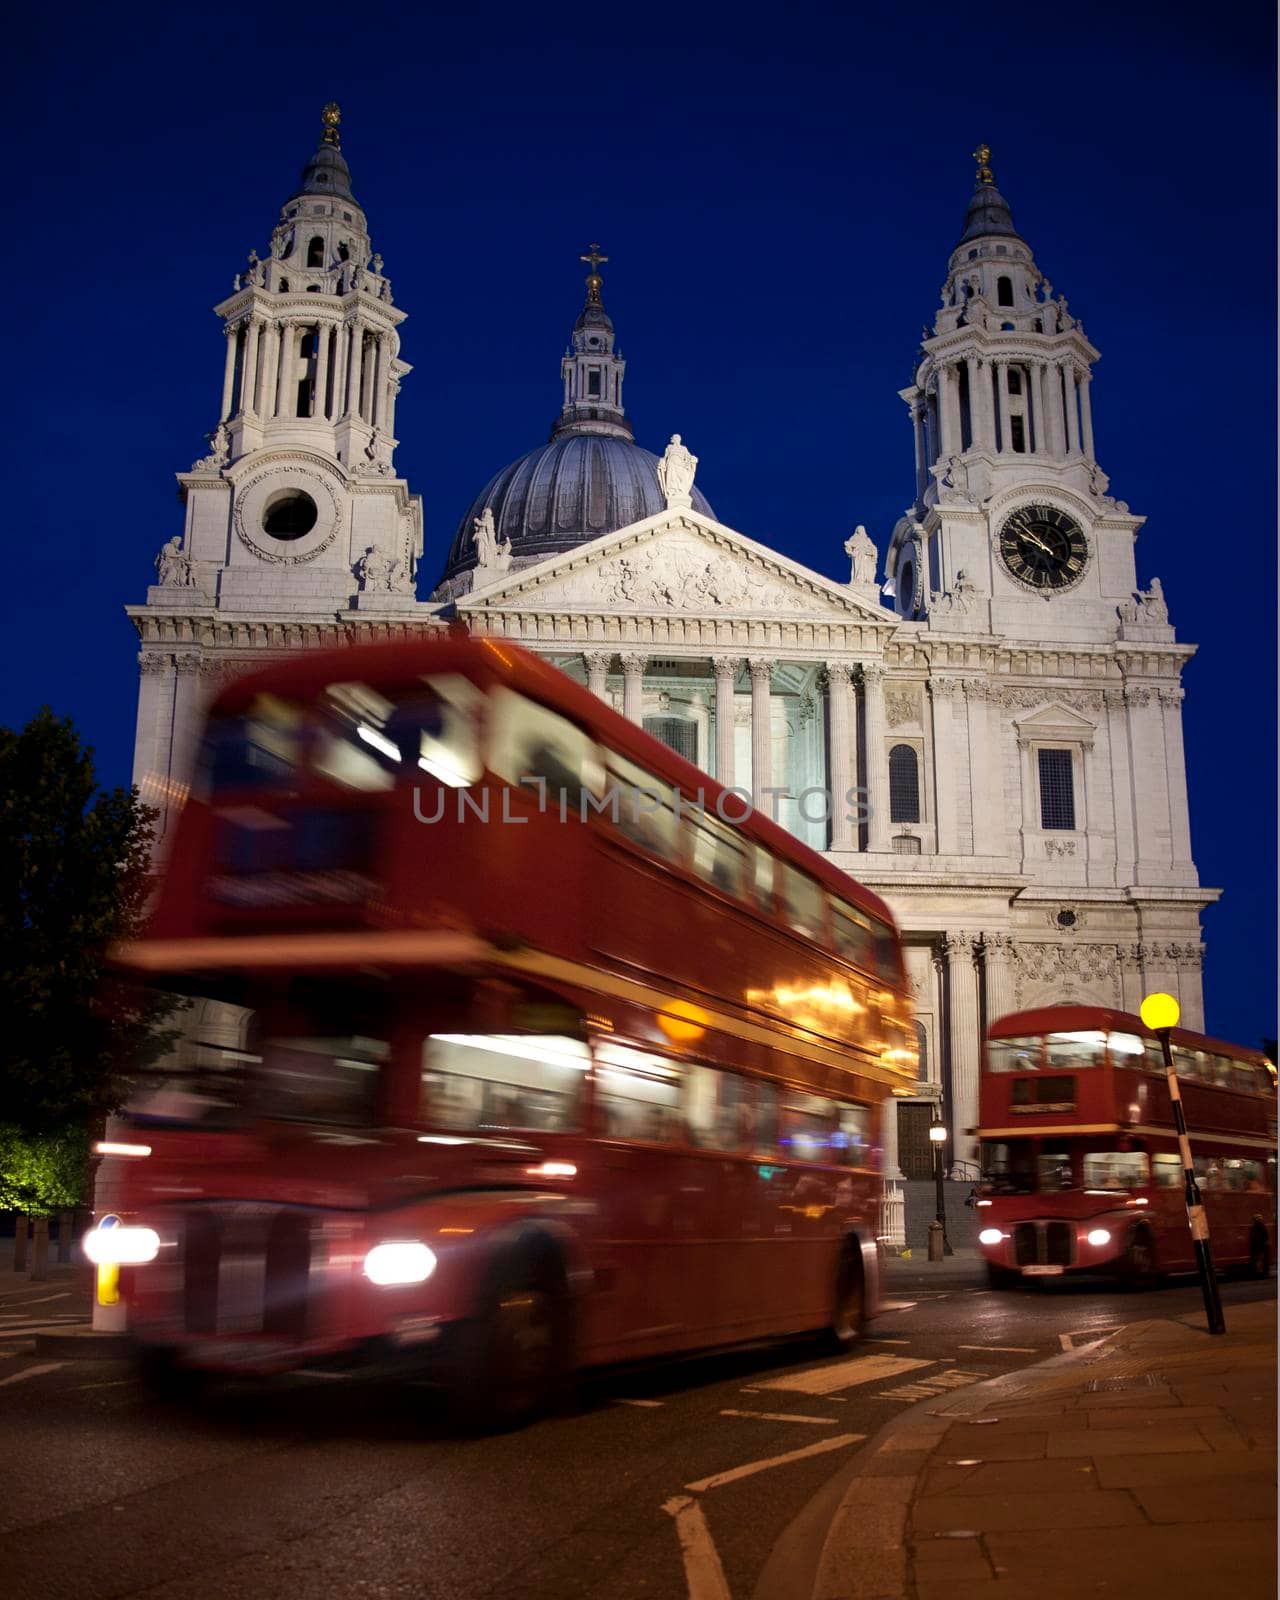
[685,1432,865,1493]
[756,1354,933,1396]
[0,1362,65,1388]
[871,1337,912,1345]
[878,1300,917,1312]
[663,1496,732,1600]
[0,1321,86,1337]
[76,1379,131,1391]
[720,1408,835,1425]
[958,1344,1037,1354]
[1059,1327,1119,1352]
[616,1398,663,1408]
[0,1292,74,1307]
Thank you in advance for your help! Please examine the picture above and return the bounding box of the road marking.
[1059,1327,1119,1352]
[663,1496,732,1600]
[0,1320,86,1337]
[720,1408,835,1425]
[616,1398,663,1408]
[870,1337,912,1346]
[76,1379,131,1391]
[755,1354,932,1396]
[958,1344,1037,1354]
[0,1362,65,1388]
[0,1292,74,1307]
[878,1299,917,1312]
[686,1432,864,1493]
[875,1371,986,1403]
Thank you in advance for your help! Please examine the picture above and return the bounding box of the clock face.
[999,504,1088,591]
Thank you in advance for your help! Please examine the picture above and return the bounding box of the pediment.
[458,510,894,623]
[1013,701,1097,740]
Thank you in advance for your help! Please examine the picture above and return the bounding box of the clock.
[999,504,1088,591]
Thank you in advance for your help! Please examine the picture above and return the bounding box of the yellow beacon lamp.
[1140,990,1224,1334]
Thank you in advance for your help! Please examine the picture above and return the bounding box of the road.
[1,1269,1273,1600]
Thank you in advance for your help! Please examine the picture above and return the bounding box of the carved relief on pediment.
[592,540,812,612]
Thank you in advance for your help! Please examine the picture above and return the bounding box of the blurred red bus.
[97,637,916,1421]
[975,1005,1276,1289]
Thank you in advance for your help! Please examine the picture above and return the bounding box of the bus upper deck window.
[1046,1031,1105,1069]
[1108,1032,1146,1064]
[201,695,302,793]
[604,750,681,862]
[831,900,875,971]
[754,846,776,910]
[782,866,826,940]
[688,813,748,898]
[987,1038,1041,1072]
[490,688,603,814]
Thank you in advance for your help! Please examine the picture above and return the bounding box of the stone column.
[861,663,890,852]
[1103,688,1137,880]
[244,319,263,415]
[315,323,332,420]
[621,652,646,725]
[1046,360,1066,457]
[332,325,349,421]
[275,322,295,418]
[220,322,238,421]
[937,366,957,458]
[371,334,387,427]
[965,680,1001,857]
[1063,363,1081,454]
[928,676,960,855]
[171,654,207,800]
[982,933,1017,1028]
[1160,686,1194,867]
[826,662,855,851]
[749,659,773,808]
[1127,685,1171,869]
[347,324,364,420]
[944,931,981,1164]
[964,355,984,450]
[996,360,1012,454]
[259,324,280,420]
[1079,370,1096,459]
[1031,360,1048,456]
[910,401,926,498]
[712,656,740,790]
[584,650,612,701]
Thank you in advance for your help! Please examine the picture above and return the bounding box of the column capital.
[860,661,886,687]
[583,649,614,673]
[619,652,647,675]
[173,652,203,676]
[928,674,963,701]
[711,655,742,682]
[941,930,977,961]
[137,653,171,676]
[825,661,855,688]
[748,658,774,686]
[1158,686,1185,706]
[981,932,1015,957]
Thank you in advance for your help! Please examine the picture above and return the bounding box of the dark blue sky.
[7,1,1275,1045]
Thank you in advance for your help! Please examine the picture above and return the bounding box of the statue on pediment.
[357,546,400,592]
[155,536,194,587]
[657,434,697,508]
[844,524,878,587]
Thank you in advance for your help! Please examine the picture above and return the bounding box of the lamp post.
[1140,992,1225,1335]
[929,1112,952,1257]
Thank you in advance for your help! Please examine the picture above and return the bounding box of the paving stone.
[985,1521,1275,1587]
[813,1540,906,1600]
[921,1459,1098,1497]
[909,1538,993,1581]
[1085,1404,1224,1428]
[1045,1428,1210,1457]
[933,1431,1049,1462]
[1133,1476,1276,1523]
[861,1449,930,1477]
[877,1429,946,1453]
[913,1489,1142,1534]
[1196,1417,1251,1451]
[1094,1448,1277,1489]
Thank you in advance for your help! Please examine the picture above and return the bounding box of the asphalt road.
[2,1268,1273,1600]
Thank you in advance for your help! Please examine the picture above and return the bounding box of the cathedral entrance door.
[897,1103,936,1180]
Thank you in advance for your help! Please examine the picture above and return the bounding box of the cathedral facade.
[128,112,1215,1174]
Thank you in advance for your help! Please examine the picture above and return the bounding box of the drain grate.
[1085,1374,1161,1393]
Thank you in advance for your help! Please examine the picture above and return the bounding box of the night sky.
[8,1,1275,1046]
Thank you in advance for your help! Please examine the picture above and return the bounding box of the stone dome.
[440,433,715,584]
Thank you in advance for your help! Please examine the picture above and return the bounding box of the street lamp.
[929,1112,952,1257]
[1139,991,1225,1335]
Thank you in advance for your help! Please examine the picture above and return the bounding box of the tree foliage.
[0,1123,89,1215]
[0,708,176,1136]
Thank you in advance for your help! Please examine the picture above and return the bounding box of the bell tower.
[156,103,423,618]
[888,146,1145,643]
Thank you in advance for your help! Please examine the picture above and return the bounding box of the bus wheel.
[1247,1226,1271,1280]
[458,1257,566,1430]
[986,1263,1017,1290]
[826,1246,866,1349]
[1120,1232,1158,1292]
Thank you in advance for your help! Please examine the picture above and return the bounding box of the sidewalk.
[883,1249,984,1290]
[812,1296,1276,1600]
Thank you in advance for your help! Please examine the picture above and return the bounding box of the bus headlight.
[363,1241,437,1286]
[978,1228,1003,1246]
[1086,1228,1111,1248]
[82,1226,160,1266]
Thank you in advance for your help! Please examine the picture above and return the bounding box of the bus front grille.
[1012,1220,1076,1268]
[179,1207,312,1338]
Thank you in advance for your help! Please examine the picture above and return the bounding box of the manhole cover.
[1085,1374,1160,1393]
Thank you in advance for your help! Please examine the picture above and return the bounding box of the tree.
[0,708,176,1137]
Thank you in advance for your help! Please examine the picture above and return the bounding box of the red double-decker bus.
[94,637,916,1422]
[975,1005,1276,1289]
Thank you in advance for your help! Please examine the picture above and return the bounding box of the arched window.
[997,275,1014,306]
[337,241,350,262]
[888,744,921,824]
[306,236,325,267]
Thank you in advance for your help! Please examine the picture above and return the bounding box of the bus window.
[1151,1153,1182,1189]
[780,1092,837,1162]
[754,1080,780,1154]
[591,1041,681,1142]
[831,900,875,970]
[754,846,776,911]
[1038,1150,1074,1191]
[1210,1056,1234,1088]
[1045,1031,1105,1070]
[257,1033,389,1127]
[422,1033,588,1134]
[833,1104,872,1166]
[200,695,303,794]
[872,919,901,982]
[604,751,682,863]
[1108,1032,1147,1065]
[1193,1155,1226,1190]
[1082,1150,1148,1190]
[981,1141,1036,1194]
[317,679,482,791]
[987,1038,1042,1072]
[687,812,748,899]
[681,1063,747,1151]
[1223,1159,1266,1193]
[782,867,827,941]
[490,689,604,814]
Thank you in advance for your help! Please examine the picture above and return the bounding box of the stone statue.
[1145,576,1168,622]
[473,507,498,568]
[357,546,399,592]
[843,524,878,587]
[190,422,230,473]
[657,434,697,508]
[155,536,194,587]
[245,249,264,286]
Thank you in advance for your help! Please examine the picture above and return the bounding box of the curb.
[806,1321,1160,1600]
[34,1326,132,1360]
